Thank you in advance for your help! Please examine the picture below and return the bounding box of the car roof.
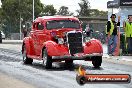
[34,16,79,22]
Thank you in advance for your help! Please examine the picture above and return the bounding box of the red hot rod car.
[22,16,103,69]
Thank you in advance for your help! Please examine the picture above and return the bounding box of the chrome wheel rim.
[23,47,26,62]
[43,51,47,66]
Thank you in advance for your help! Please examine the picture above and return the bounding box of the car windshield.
[46,20,80,30]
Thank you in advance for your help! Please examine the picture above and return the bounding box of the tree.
[40,5,57,16]
[77,0,91,16]
[0,8,4,24]
[1,0,43,33]
[90,9,108,17]
[57,6,73,16]
[98,10,108,17]
[89,9,100,17]
[77,0,107,17]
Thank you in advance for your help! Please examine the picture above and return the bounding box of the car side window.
[37,23,44,30]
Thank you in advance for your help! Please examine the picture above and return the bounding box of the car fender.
[84,39,103,54]
[42,41,69,57]
[22,37,35,55]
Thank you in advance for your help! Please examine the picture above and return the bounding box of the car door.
[30,22,38,56]
[34,22,46,56]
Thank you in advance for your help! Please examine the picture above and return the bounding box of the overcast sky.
[0,0,110,13]
[41,0,110,13]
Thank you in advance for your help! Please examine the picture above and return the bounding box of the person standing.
[107,14,120,55]
[85,24,90,37]
[123,15,132,54]
[23,29,28,38]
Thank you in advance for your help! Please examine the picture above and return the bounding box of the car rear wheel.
[22,45,33,64]
[65,60,74,68]
[92,56,102,68]
[65,60,73,65]
[43,49,52,69]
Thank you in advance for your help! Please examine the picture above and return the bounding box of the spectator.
[123,15,132,54]
[85,24,93,37]
[107,14,120,55]
[23,29,27,38]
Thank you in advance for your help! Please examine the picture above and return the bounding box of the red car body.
[22,16,103,69]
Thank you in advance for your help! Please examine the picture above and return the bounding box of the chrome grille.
[67,32,83,55]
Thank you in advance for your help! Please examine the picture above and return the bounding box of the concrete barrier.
[1,40,23,44]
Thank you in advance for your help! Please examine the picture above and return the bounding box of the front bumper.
[52,53,102,60]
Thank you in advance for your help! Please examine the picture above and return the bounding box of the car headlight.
[85,37,90,42]
[58,38,64,44]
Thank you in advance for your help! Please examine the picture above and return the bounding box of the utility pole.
[19,0,22,40]
[20,13,22,40]
[33,0,34,21]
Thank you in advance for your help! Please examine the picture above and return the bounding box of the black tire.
[92,56,102,68]
[22,45,33,64]
[65,60,74,68]
[65,60,73,64]
[43,49,52,69]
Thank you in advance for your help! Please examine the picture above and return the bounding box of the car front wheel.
[92,56,102,68]
[43,49,52,69]
[22,45,33,64]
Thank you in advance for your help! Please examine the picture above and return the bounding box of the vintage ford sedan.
[22,16,103,69]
